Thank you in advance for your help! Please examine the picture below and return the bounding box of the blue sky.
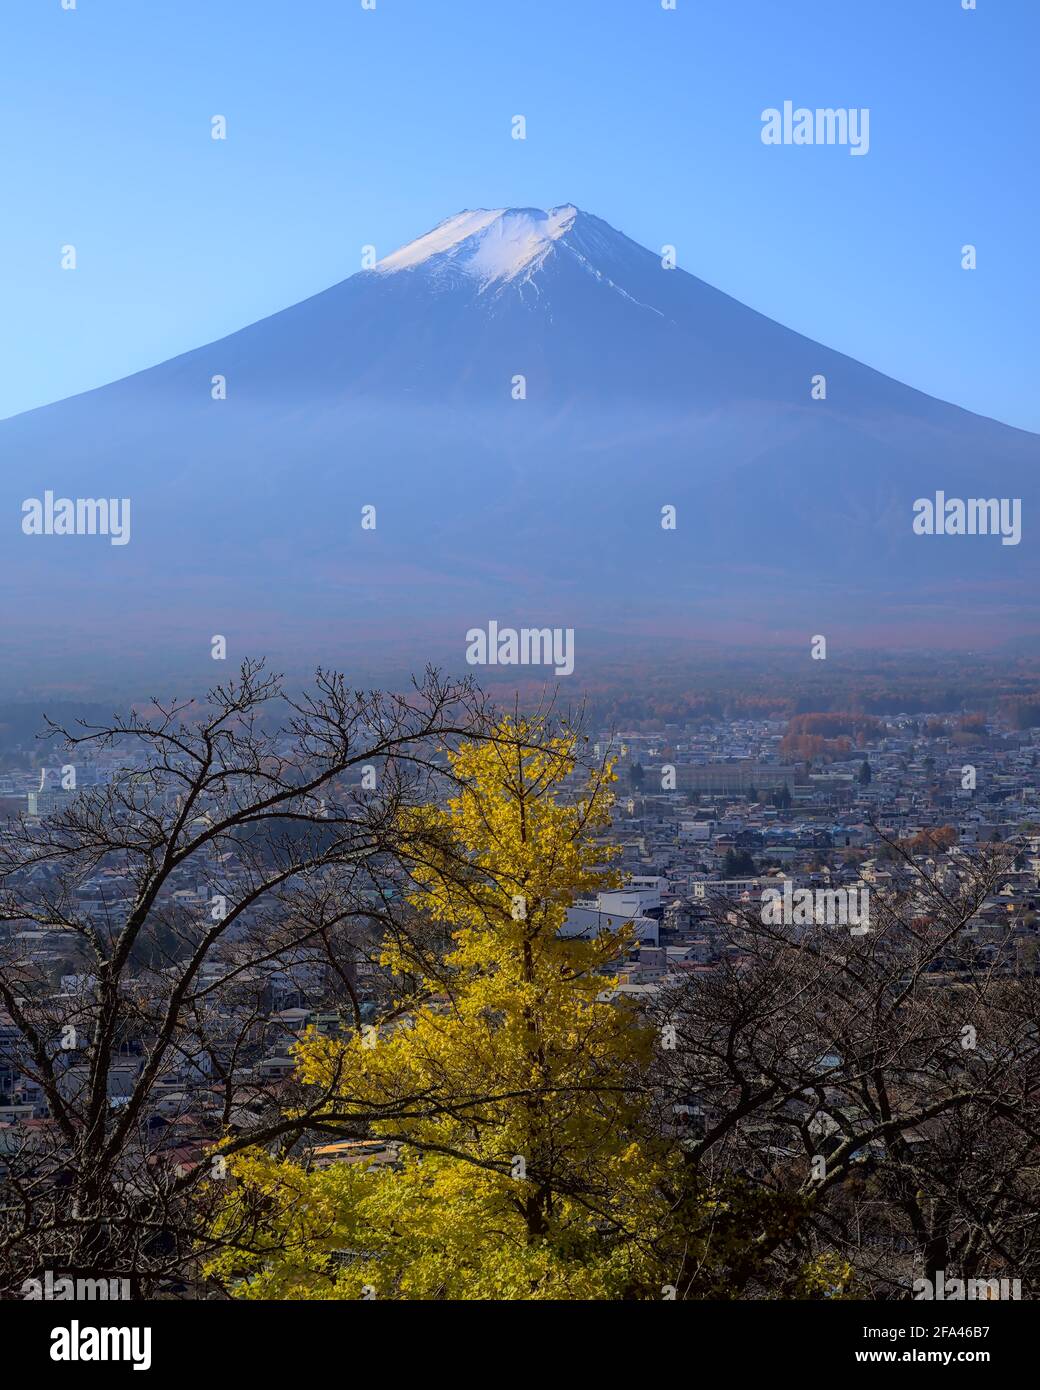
[2,0,1037,429]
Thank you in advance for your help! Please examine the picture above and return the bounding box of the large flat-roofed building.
[561,891,660,945]
[561,907,658,946]
[677,763,799,794]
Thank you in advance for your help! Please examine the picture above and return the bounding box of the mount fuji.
[2,204,1038,687]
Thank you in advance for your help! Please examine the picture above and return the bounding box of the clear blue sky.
[2,0,1037,429]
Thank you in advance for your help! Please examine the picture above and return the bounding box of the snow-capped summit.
[375,205,581,287]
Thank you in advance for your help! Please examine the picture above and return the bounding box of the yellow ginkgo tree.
[208,714,667,1299]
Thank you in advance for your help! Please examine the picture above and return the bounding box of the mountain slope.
[2,205,1037,686]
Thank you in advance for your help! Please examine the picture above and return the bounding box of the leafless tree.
[649,835,1040,1298]
[0,660,498,1296]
